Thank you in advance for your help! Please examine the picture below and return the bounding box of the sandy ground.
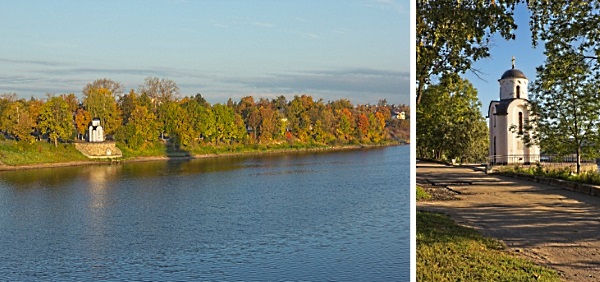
[417,161,600,282]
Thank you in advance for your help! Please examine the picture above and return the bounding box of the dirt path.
[417,161,600,281]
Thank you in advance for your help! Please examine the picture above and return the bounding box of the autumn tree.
[74,108,91,140]
[27,97,44,140]
[119,89,140,125]
[367,112,386,143]
[417,0,519,104]
[257,105,278,143]
[83,87,122,136]
[335,108,355,143]
[39,95,73,147]
[139,76,179,107]
[286,95,316,142]
[115,104,158,149]
[83,78,123,99]
[61,93,79,113]
[1,99,36,143]
[357,113,370,141]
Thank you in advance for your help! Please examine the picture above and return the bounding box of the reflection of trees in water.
[0,165,122,189]
[0,167,82,189]
[0,148,375,189]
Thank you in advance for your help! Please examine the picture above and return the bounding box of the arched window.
[516,85,521,99]
[518,112,523,134]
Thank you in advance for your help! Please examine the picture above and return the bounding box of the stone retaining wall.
[74,142,122,159]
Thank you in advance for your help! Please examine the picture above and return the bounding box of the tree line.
[418,1,600,170]
[0,77,406,150]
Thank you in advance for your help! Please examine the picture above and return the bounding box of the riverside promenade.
[417,161,600,281]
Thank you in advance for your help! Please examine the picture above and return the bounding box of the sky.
[0,0,409,106]
[463,3,546,116]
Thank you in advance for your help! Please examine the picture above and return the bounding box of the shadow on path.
[417,161,600,281]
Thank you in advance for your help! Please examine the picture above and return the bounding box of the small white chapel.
[487,57,540,164]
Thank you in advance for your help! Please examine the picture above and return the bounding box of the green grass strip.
[417,211,560,282]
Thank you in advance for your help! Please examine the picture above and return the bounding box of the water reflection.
[0,146,408,281]
[0,166,83,189]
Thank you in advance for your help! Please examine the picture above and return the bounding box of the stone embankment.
[74,141,122,158]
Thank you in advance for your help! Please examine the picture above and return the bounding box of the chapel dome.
[500,68,527,80]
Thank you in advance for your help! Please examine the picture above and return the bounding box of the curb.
[499,172,600,197]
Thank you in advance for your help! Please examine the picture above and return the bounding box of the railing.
[487,154,597,172]
[487,154,541,165]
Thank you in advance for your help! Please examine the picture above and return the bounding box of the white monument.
[88,118,104,142]
[487,57,540,164]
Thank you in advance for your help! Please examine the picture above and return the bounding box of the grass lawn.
[0,140,89,166]
[417,210,560,282]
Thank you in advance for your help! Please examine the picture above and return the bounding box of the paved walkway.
[417,161,600,281]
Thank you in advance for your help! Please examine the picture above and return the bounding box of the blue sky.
[0,0,409,105]
[463,3,546,116]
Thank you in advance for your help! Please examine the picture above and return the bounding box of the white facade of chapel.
[488,58,540,164]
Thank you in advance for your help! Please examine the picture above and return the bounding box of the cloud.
[0,62,409,105]
[0,57,68,67]
[222,68,410,104]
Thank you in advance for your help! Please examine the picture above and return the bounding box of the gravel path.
[417,161,600,281]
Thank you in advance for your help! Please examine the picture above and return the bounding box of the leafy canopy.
[416,0,518,104]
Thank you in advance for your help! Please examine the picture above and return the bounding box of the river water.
[0,145,408,281]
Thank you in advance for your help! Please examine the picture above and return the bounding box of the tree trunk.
[417,79,425,105]
[576,148,581,175]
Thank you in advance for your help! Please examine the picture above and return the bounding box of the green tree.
[367,112,386,143]
[39,96,73,147]
[157,101,184,144]
[119,89,140,125]
[116,104,158,149]
[528,1,600,60]
[212,103,246,145]
[526,51,600,174]
[83,87,122,136]
[417,0,519,104]
[524,2,600,174]
[286,95,315,142]
[335,108,355,143]
[417,74,488,162]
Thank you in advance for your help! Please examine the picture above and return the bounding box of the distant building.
[88,118,104,142]
[393,111,406,120]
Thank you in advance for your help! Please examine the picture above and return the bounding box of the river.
[0,145,408,281]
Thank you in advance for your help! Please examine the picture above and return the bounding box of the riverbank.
[0,142,402,172]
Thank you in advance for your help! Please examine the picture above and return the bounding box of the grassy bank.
[0,139,399,168]
[117,140,399,159]
[0,140,89,166]
[417,210,560,281]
